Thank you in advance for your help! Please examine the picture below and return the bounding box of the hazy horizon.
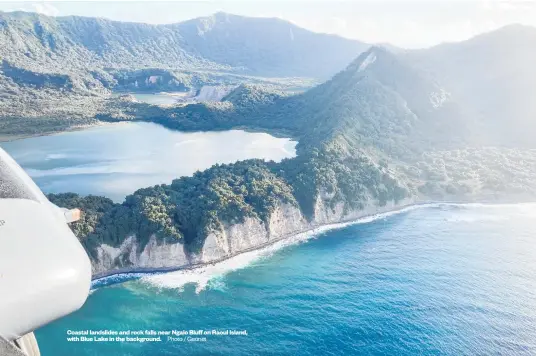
[1,1,536,48]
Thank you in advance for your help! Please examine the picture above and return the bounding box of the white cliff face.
[267,203,308,239]
[198,232,229,263]
[197,196,415,264]
[94,236,137,275]
[313,198,345,225]
[227,217,267,252]
[91,196,416,277]
[92,234,188,276]
[198,216,267,263]
[311,188,346,225]
[198,203,309,264]
[136,235,189,267]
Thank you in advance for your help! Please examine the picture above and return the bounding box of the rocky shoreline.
[91,198,425,282]
[90,195,536,286]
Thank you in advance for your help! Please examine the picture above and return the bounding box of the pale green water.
[112,92,189,106]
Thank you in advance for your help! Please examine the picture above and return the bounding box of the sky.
[0,0,535,48]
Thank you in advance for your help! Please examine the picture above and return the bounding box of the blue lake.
[0,122,296,202]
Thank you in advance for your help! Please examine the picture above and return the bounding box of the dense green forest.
[4,13,536,266]
[49,147,408,256]
[47,43,536,258]
[0,10,359,137]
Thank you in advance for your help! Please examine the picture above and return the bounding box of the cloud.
[31,2,60,16]
[4,1,60,16]
[480,0,536,11]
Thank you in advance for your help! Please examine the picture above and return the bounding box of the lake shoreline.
[2,122,297,202]
[0,120,297,143]
[0,122,112,143]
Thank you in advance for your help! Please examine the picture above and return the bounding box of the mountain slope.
[47,32,536,276]
[0,10,368,137]
[405,24,536,146]
[0,11,226,76]
[99,22,536,156]
[176,12,367,78]
[0,11,368,79]
[103,40,536,204]
[210,47,474,156]
[292,47,464,154]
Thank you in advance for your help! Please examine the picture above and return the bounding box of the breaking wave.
[92,201,536,293]
[140,203,438,293]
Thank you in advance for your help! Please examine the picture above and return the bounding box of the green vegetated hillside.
[3,12,536,264]
[0,11,366,77]
[405,24,536,147]
[0,11,365,136]
[49,31,536,260]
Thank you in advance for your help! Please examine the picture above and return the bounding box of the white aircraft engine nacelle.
[0,147,91,341]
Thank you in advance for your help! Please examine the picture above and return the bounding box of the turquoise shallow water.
[36,203,536,355]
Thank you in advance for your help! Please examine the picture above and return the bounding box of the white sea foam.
[444,202,536,222]
[91,272,150,289]
[451,202,536,209]
[96,201,536,293]
[141,203,435,293]
[142,234,310,294]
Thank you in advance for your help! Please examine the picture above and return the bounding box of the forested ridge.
[4,12,536,259]
[0,10,363,136]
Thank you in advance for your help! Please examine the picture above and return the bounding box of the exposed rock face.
[137,236,189,269]
[199,216,267,263]
[91,197,414,278]
[268,203,309,239]
[197,203,308,264]
[313,199,345,225]
[93,235,188,275]
[195,197,414,265]
[94,236,137,275]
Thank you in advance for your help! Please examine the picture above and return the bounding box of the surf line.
[90,199,509,289]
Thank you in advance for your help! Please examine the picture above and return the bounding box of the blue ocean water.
[36,203,536,355]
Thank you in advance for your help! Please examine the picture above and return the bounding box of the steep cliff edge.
[47,43,536,279]
[90,196,414,278]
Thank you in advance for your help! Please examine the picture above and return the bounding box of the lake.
[0,122,296,201]
[111,92,190,106]
[5,121,535,355]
